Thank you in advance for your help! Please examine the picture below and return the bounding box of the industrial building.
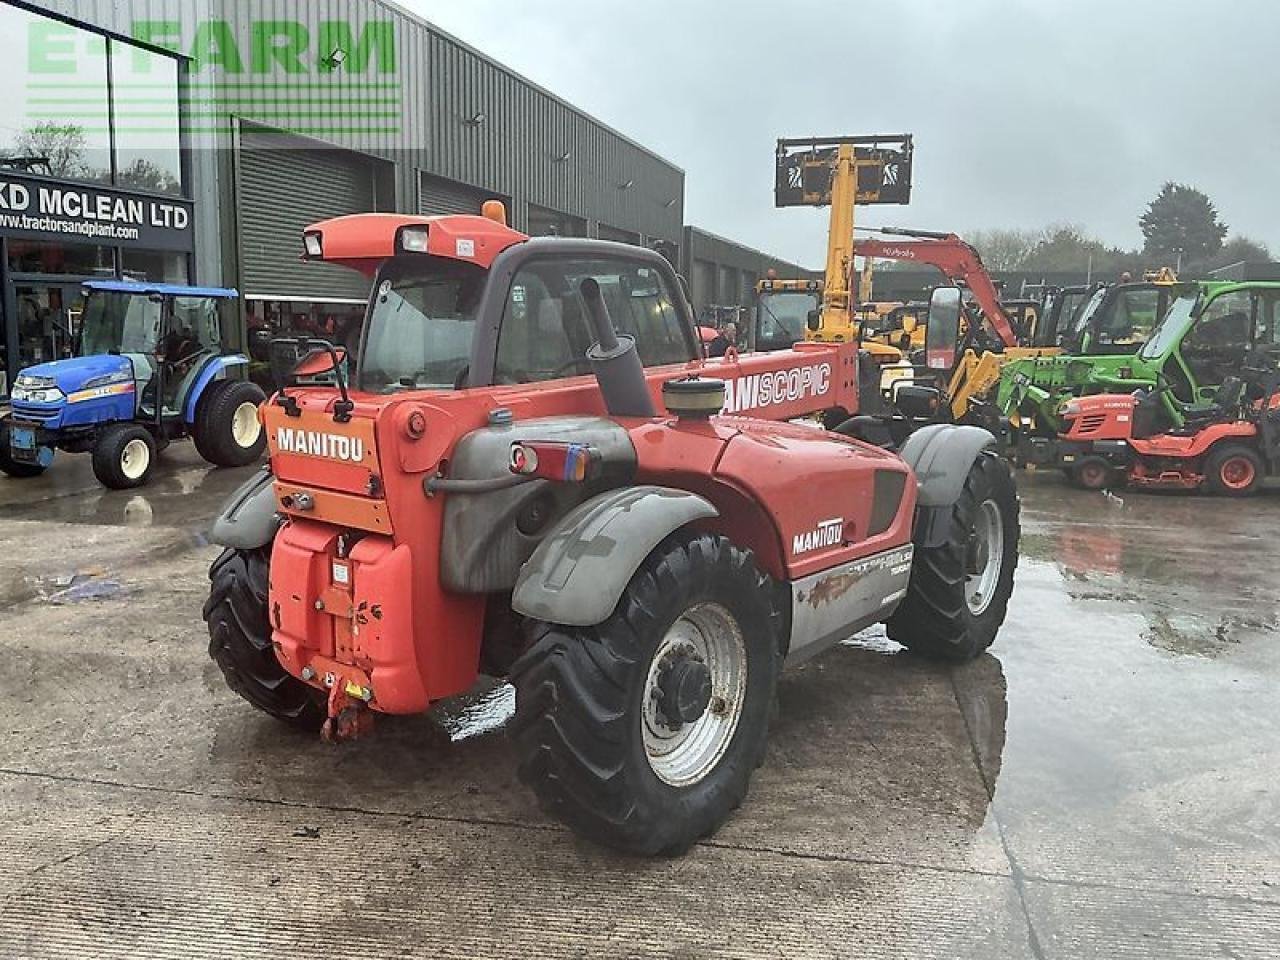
[0,0,808,394]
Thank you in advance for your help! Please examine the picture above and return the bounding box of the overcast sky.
[409,0,1279,267]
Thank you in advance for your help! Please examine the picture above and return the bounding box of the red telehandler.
[203,203,1019,854]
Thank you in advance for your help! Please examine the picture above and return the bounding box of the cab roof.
[83,280,239,299]
[304,212,529,275]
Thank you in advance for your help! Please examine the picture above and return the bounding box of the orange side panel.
[274,481,391,535]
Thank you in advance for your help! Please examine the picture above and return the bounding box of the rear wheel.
[1205,444,1263,497]
[91,423,156,489]
[0,419,47,478]
[193,380,267,467]
[1069,454,1114,491]
[888,452,1019,661]
[509,534,781,855]
[203,548,325,729]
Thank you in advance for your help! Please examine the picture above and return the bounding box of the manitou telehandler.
[203,203,1019,855]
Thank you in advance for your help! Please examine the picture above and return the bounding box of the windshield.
[756,291,816,349]
[1064,288,1106,346]
[79,291,162,356]
[358,260,485,393]
[1139,294,1197,361]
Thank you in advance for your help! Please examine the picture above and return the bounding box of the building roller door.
[418,172,492,217]
[237,127,378,302]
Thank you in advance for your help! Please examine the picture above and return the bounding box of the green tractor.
[1000,280,1280,465]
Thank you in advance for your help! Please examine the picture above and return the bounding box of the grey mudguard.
[208,468,279,550]
[512,485,718,627]
[897,423,995,507]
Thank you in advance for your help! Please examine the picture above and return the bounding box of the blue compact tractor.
[1,281,267,489]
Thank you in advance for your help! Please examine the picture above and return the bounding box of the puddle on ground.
[430,682,515,742]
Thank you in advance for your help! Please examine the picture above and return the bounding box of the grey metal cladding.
[33,0,685,264]
[440,417,638,594]
[511,486,718,627]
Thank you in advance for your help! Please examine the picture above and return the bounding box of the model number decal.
[275,427,365,462]
[723,362,831,414]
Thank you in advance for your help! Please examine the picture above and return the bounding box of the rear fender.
[511,486,717,627]
[183,355,249,423]
[209,468,279,550]
[898,424,996,548]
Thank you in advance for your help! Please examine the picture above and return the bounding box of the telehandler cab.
[203,204,1020,855]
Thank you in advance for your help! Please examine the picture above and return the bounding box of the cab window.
[1091,287,1160,352]
[1181,290,1253,391]
[495,258,694,383]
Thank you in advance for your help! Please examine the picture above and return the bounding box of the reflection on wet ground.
[0,456,1278,957]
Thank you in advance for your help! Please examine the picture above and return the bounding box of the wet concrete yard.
[1,449,1277,958]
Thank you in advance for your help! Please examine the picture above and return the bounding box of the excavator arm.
[854,229,1021,348]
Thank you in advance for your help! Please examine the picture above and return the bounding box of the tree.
[118,157,181,194]
[967,228,1038,271]
[1138,182,1227,266]
[1021,224,1132,275]
[14,122,91,179]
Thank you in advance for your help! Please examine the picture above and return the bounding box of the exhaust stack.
[580,278,656,418]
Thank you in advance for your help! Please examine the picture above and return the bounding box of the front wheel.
[1069,454,1115,491]
[91,423,156,489]
[193,380,268,467]
[888,452,1020,661]
[1204,444,1263,497]
[509,534,781,855]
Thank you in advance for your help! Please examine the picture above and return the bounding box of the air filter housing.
[663,378,726,419]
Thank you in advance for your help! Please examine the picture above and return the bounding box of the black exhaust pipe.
[580,278,656,418]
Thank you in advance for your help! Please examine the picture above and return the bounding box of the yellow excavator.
[754,135,914,368]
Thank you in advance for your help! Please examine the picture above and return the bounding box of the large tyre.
[203,548,325,729]
[887,452,1020,661]
[0,419,47,478]
[1204,444,1263,497]
[193,380,267,467]
[91,423,156,489]
[509,534,782,855]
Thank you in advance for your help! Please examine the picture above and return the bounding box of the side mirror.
[294,346,347,378]
[924,287,962,370]
[806,309,821,332]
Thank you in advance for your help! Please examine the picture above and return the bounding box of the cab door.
[1178,290,1255,401]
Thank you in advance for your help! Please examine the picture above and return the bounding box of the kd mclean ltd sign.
[0,173,194,252]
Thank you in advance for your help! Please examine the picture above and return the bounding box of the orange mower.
[1058,353,1280,495]
[203,203,1020,854]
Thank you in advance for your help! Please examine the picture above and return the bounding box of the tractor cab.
[752,277,820,352]
[2,281,265,488]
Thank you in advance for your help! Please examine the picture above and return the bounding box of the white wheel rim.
[120,438,151,480]
[231,401,262,448]
[642,602,747,787]
[966,499,1004,615]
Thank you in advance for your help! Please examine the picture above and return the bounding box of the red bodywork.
[263,212,898,718]
[854,234,1020,347]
